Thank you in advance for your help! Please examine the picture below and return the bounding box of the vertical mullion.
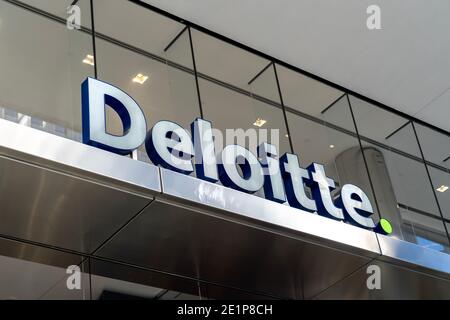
[346,94,382,220]
[88,257,93,300]
[187,26,204,119]
[411,122,450,243]
[272,63,294,154]
[89,0,98,78]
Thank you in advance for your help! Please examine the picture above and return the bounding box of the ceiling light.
[132,73,149,84]
[82,54,94,66]
[253,118,267,128]
[436,185,449,193]
[329,144,335,149]
[285,134,289,138]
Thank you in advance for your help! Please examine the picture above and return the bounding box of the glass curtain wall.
[0,1,449,298]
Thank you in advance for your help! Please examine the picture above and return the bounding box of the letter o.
[218,145,264,193]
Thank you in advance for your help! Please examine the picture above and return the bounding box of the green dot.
[379,218,393,235]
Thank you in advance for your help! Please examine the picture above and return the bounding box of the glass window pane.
[287,109,381,223]
[400,207,450,254]
[191,29,279,101]
[276,64,351,131]
[248,63,280,103]
[200,78,290,157]
[427,165,450,220]
[95,38,201,163]
[414,123,450,171]
[0,1,93,139]
[94,0,191,68]
[349,95,422,157]
[368,146,439,216]
[0,238,88,299]
[360,141,448,251]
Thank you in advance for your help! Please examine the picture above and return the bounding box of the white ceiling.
[143,0,450,133]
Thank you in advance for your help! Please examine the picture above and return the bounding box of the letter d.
[81,77,147,155]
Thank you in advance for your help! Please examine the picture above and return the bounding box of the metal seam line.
[247,61,273,86]
[89,0,98,78]
[320,93,347,114]
[0,232,284,299]
[187,26,204,119]
[90,199,156,256]
[273,63,294,154]
[164,26,188,52]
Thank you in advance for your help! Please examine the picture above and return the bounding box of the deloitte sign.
[81,77,393,235]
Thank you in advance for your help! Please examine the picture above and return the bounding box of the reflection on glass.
[287,111,356,182]
[0,238,87,300]
[276,65,348,129]
[414,123,450,171]
[96,39,200,130]
[286,110,381,224]
[97,39,200,162]
[349,95,421,157]
[94,0,190,67]
[248,63,280,103]
[399,207,450,254]
[427,165,450,220]
[191,29,272,94]
[200,78,290,157]
[95,38,200,164]
[0,0,93,135]
[359,140,449,251]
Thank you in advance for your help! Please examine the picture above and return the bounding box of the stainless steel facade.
[0,0,449,299]
[0,119,449,299]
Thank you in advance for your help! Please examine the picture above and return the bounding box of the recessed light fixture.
[253,118,267,128]
[132,73,149,85]
[82,54,95,66]
[285,134,289,138]
[329,144,335,149]
[436,185,449,193]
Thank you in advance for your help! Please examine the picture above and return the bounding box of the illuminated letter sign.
[81,78,392,235]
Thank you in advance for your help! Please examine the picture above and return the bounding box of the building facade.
[0,0,449,299]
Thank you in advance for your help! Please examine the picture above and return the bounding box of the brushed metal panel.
[0,237,86,300]
[85,258,201,300]
[377,234,450,279]
[96,199,374,299]
[160,168,381,256]
[314,260,450,300]
[0,155,151,253]
[0,119,160,194]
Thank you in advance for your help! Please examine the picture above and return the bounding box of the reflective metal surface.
[0,237,86,300]
[160,168,381,256]
[377,234,450,279]
[0,119,161,194]
[313,259,450,299]
[0,119,449,299]
[0,154,152,253]
[96,199,376,299]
